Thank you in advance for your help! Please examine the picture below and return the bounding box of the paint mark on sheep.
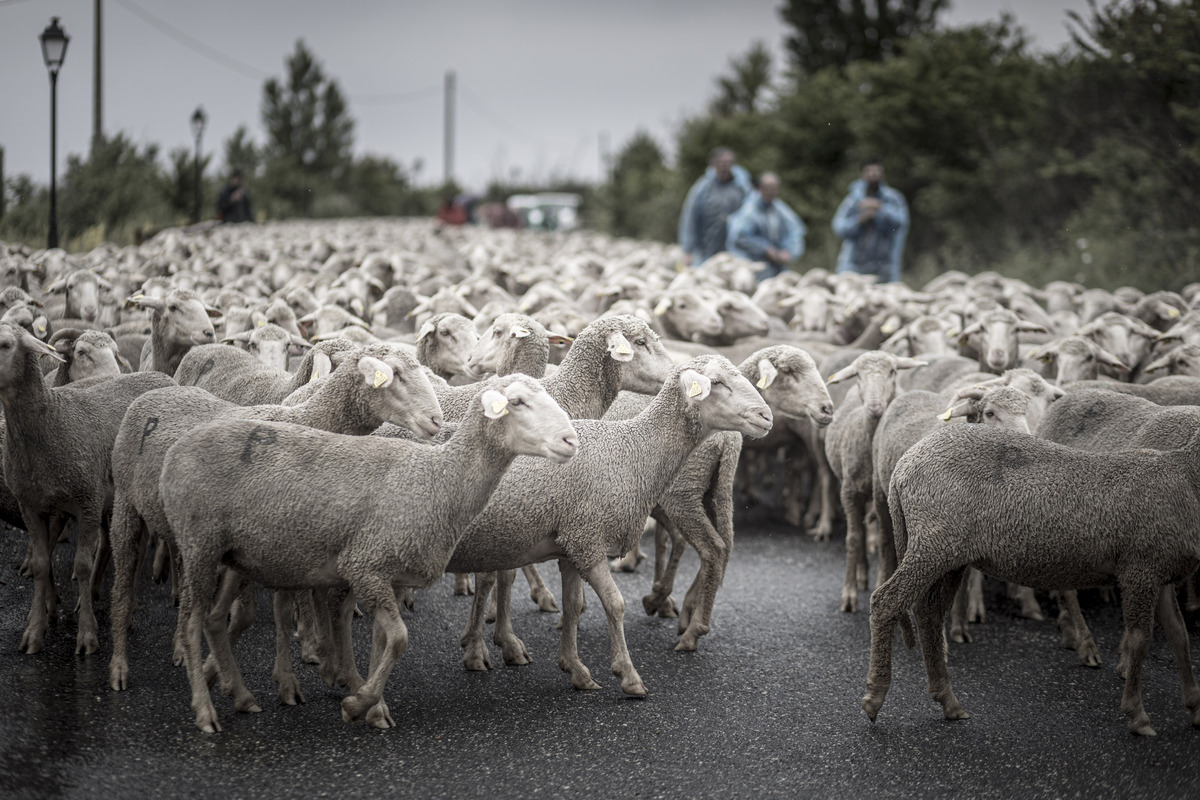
[139,416,158,455]
[1072,398,1108,438]
[240,426,277,463]
[990,444,1027,485]
[189,357,215,385]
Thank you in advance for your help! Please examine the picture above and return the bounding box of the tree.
[59,133,167,241]
[164,147,215,221]
[779,0,949,73]
[602,131,678,240]
[261,40,355,215]
[710,42,774,116]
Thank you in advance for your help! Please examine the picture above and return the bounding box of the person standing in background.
[216,168,254,224]
[678,147,754,266]
[832,159,908,283]
[726,172,806,282]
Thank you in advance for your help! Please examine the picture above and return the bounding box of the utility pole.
[443,69,455,186]
[0,146,6,223]
[93,0,102,150]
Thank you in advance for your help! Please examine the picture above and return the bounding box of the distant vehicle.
[506,193,581,232]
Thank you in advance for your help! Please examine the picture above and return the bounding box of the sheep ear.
[510,325,531,339]
[1143,354,1170,373]
[205,306,223,319]
[755,358,778,390]
[115,351,133,372]
[1155,331,1183,345]
[826,364,858,385]
[125,294,164,312]
[955,320,983,344]
[21,330,65,362]
[297,311,317,326]
[606,332,634,362]
[359,356,394,389]
[44,276,67,294]
[416,320,436,343]
[1048,383,1066,400]
[1096,347,1130,371]
[220,331,254,345]
[548,335,573,347]
[32,315,50,339]
[879,314,902,335]
[350,298,366,318]
[653,297,672,316]
[893,357,928,370]
[308,351,333,384]
[348,314,373,332]
[679,369,711,401]
[1027,344,1055,363]
[1016,320,1049,334]
[289,334,312,350]
[49,327,83,354]
[940,401,972,421]
[481,389,510,419]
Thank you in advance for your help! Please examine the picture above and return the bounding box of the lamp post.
[190,106,206,223]
[40,17,69,250]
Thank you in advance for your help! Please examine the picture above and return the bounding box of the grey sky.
[1,0,1090,192]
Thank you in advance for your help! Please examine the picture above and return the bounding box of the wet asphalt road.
[1,510,1199,800]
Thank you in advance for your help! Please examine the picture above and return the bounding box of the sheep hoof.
[75,629,99,656]
[234,692,262,714]
[861,695,882,722]
[19,625,45,655]
[674,636,698,652]
[840,589,858,613]
[659,597,678,619]
[500,637,531,666]
[194,705,221,734]
[1077,643,1102,668]
[366,702,395,730]
[341,693,375,723]
[453,574,473,596]
[808,525,832,542]
[1130,716,1157,737]
[172,645,186,668]
[318,662,339,688]
[621,677,648,696]
[1021,608,1045,622]
[949,628,971,644]
[943,707,971,721]
[533,590,559,613]
[462,642,493,672]
[400,588,415,611]
[276,675,305,706]
[110,662,130,692]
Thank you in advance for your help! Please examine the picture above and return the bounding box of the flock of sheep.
[0,218,1198,738]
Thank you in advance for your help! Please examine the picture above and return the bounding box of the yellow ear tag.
[257,320,267,327]
[939,408,953,422]
[36,323,46,333]
[1168,307,1181,319]
[688,381,702,398]
[654,299,670,316]
[881,322,897,335]
[491,399,509,416]
[132,294,145,301]
[614,342,632,356]
[373,370,388,388]
[756,375,770,390]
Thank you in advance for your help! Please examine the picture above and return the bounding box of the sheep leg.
[642,513,682,619]
[461,572,496,671]
[272,589,305,706]
[556,561,601,690]
[1117,581,1159,736]
[950,578,972,644]
[340,582,406,729]
[90,524,111,602]
[493,569,532,666]
[915,569,971,720]
[19,508,54,654]
[806,436,836,541]
[294,591,322,664]
[182,556,221,734]
[862,556,935,721]
[327,586,363,691]
[1155,584,1200,727]
[73,512,103,655]
[523,564,559,612]
[152,536,170,583]
[660,495,729,651]
[453,572,474,596]
[581,560,646,696]
[108,495,144,690]
[1008,582,1044,621]
[966,568,986,623]
[309,588,340,688]
[840,486,868,612]
[204,577,255,687]
[204,569,260,714]
[873,487,897,589]
[1186,573,1200,614]
[169,545,187,666]
[1057,590,1101,668]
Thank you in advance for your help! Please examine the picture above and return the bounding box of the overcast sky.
[1,0,1091,191]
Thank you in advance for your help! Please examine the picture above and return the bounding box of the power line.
[458,84,543,143]
[111,0,269,81]
[353,85,441,106]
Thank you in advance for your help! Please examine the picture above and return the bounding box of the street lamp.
[190,106,206,223]
[40,17,69,250]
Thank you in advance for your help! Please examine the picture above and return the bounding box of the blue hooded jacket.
[726,191,807,264]
[678,164,754,264]
[832,178,909,283]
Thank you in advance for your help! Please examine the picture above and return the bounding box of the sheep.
[1065,375,1200,406]
[174,338,356,406]
[220,323,311,372]
[467,313,553,379]
[1026,336,1129,384]
[414,312,478,380]
[955,308,1048,373]
[126,290,221,376]
[451,356,772,683]
[633,346,834,646]
[0,322,174,654]
[1076,312,1161,376]
[107,344,444,695]
[652,289,724,342]
[47,329,130,386]
[1144,344,1200,378]
[296,305,372,339]
[823,351,927,612]
[160,376,578,733]
[1,303,52,342]
[863,422,1200,736]
[42,268,113,323]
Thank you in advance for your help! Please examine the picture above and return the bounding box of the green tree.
[602,131,679,241]
[779,0,949,73]
[164,147,215,221]
[261,40,355,216]
[59,133,169,241]
[710,42,774,116]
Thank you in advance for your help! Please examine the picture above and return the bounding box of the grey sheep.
[1144,344,1200,378]
[126,290,221,376]
[0,322,174,655]
[174,338,356,405]
[955,308,1047,373]
[450,356,772,685]
[48,329,130,386]
[823,351,927,612]
[160,376,578,733]
[220,322,311,372]
[414,312,478,380]
[1065,375,1200,406]
[107,343,444,695]
[1026,336,1129,384]
[863,422,1200,736]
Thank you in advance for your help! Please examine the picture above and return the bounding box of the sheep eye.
[510,398,523,407]
[169,305,179,313]
[985,411,995,418]
[1086,355,1095,361]
[439,329,449,337]
[635,339,646,347]
[493,329,502,338]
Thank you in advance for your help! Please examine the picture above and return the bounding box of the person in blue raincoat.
[726,172,806,282]
[678,147,754,265]
[832,159,909,283]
